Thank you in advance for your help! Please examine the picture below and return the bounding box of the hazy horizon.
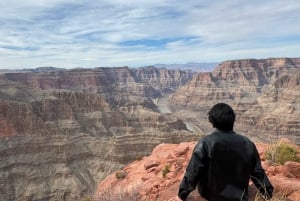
[1,0,300,69]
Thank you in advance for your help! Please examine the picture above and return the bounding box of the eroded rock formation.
[170,58,300,143]
[94,139,300,201]
[0,67,197,201]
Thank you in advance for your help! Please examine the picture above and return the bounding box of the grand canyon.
[0,57,299,201]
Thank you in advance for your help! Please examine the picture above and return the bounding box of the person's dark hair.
[208,103,235,131]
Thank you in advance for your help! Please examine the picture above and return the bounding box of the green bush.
[266,141,300,165]
[162,164,171,178]
[115,170,127,179]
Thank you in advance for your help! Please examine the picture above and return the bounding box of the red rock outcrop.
[94,140,300,201]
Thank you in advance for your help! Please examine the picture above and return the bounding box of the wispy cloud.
[0,0,300,69]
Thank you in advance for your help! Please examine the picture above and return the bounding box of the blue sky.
[0,0,300,69]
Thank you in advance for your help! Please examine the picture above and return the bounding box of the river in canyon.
[153,97,205,135]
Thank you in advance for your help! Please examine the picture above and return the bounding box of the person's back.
[178,103,273,201]
[198,130,264,201]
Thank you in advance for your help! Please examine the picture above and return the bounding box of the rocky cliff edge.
[94,138,300,201]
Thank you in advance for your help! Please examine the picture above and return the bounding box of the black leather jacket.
[178,130,273,201]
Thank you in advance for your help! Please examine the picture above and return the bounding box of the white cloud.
[0,0,300,69]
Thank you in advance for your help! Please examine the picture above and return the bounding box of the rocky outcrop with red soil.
[94,139,300,201]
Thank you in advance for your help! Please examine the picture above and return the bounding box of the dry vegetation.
[255,192,288,201]
[115,170,127,180]
[162,164,171,178]
[266,139,300,165]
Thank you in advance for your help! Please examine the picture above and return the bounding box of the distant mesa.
[27,66,66,72]
[0,66,65,73]
[153,62,218,72]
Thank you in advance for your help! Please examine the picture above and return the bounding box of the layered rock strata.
[0,66,193,98]
[0,67,197,201]
[170,58,300,143]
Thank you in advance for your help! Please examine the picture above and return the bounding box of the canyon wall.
[0,67,197,201]
[1,66,193,97]
[170,58,300,143]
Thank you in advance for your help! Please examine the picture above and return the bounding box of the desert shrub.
[162,164,171,178]
[266,140,300,165]
[115,170,126,179]
[255,191,288,201]
[135,155,143,161]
